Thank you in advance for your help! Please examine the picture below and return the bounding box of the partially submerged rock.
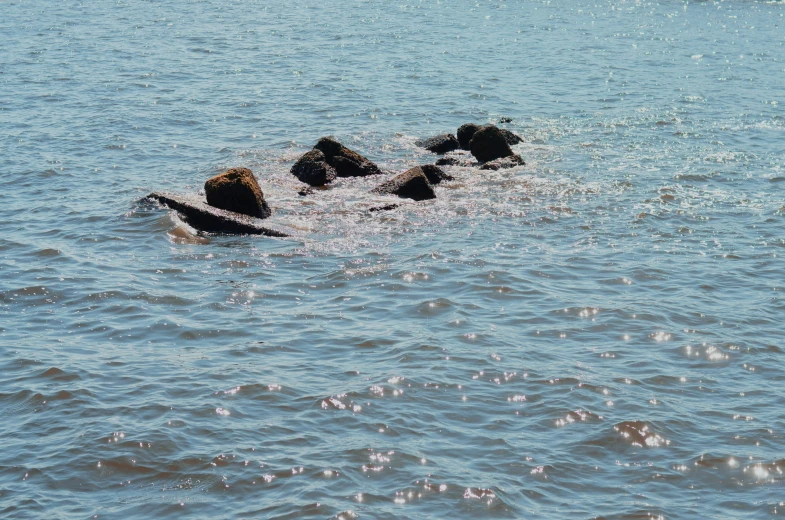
[419,164,453,184]
[204,167,271,219]
[145,192,289,237]
[373,168,436,201]
[416,133,460,155]
[314,137,381,177]
[369,203,400,212]
[498,128,523,146]
[291,149,336,187]
[458,123,522,149]
[470,125,514,163]
[457,123,481,150]
[479,154,525,170]
[435,155,477,167]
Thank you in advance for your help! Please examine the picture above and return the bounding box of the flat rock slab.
[145,192,291,237]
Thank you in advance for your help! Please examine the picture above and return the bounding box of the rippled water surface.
[3,0,785,517]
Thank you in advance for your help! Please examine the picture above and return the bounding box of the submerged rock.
[435,155,477,167]
[204,167,270,219]
[373,168,436,201]
[314,137,381,177]
[416,133,460,155]
[469,125,514,163]
[369,203,400,212]
[291,149,336,186]
[145,192,289,236]
[419,164,453,184]
[457,123,481,150]
[479,154,525,170]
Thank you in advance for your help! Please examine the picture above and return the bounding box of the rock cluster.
[291,137,382,186]
[421,123,524,169]
[146,122,529,236]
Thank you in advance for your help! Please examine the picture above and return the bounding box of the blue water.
[2,0,785,517]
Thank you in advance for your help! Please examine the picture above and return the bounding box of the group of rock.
[291,123,525,201]
[146,123,524,235]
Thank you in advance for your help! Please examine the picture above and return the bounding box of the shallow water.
[2,0,785,517]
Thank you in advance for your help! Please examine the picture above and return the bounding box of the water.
[2,0,785,517]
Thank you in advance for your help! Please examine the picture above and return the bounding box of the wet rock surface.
[418,164,453,184]
[416,133,460,155]
[204,167,271,218]
[457,123,481,150]
[373,168,436,201]
[290,149,337,186]
[145,192,289,236]
[458,123,522,149]
[498,128,523,145]
[469,125,514,163]
[435,155,478,167]
[314,137,382,177]
[479,154,525,170]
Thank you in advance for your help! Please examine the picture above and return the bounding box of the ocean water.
[2,0,785,517]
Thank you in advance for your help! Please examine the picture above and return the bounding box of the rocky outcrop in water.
[373,168,436,201]
[457,123,482,150]
[458,123,522,150]
[204,167,271,218]
[498,128,522,146]
[314,137,382,177]
[469,126,514,163]
[479,154,525,170]
[416,133,460,155]
[435,155,477,167]
[291,149,337,187]
[145,192,288,236]
[419,164,453,184]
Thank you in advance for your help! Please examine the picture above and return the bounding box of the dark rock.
[204,167,270,219]
[419,164,453,184]
[498,116,513,123]
[469,125,514,163]
[369,203,400,212]
[458,123,522,149]
[314,137,381,177]
[144,192,289,237]
[415,133,460,155]
[435,155,477,167]
[298,186,314,196]
[498,128,523,145]
[291,149,336,186]
[479,154,525,170]
[372,169,436,201]
[457,123,481,150]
